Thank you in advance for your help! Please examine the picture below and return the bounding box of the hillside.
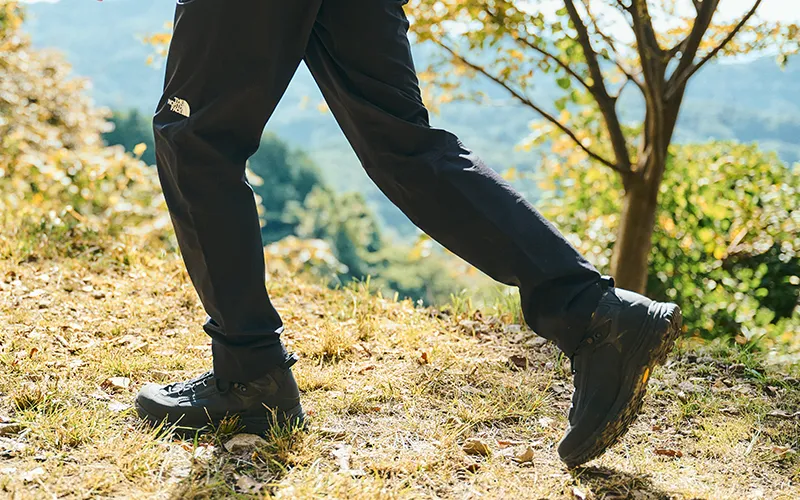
[0,242,798,498]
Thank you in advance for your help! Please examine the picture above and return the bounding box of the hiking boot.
[558,279,682,468]
[135,353,304,435]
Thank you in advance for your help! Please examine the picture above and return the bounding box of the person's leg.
[304,0,681,467]
[137,0,322,432]
[152,0,321,383]
[304,0,604,356]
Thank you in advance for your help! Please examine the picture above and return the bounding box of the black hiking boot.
[558,278,682,468]
[135,353,304,435]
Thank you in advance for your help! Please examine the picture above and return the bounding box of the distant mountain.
[22,0,800,237]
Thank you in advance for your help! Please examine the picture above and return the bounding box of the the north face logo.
[167,97,191,117]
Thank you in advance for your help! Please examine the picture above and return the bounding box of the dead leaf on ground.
[331,443,366,476]
[497,439,524,448]
[767,410,800,419]
[108,401,131,413]
[772,445,794,457]
[21,467,45,483]
[462,438,491,457]
[332,443,352,471]
[513,447,535,464]
[572,486,587,499]
[224,434,267,453]
[101,377,131,392]
[654,448,683,458]
[357,364,375,375]
[0,423,23,436]
[317,427,347,440]
[508,355,530,370]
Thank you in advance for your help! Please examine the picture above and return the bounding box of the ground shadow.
[571,466,687,500]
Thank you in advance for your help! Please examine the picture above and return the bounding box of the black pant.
[153,0,604,383]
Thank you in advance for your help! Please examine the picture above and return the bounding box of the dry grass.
[0,248,798,499]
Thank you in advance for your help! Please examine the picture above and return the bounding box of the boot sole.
[561,303,682,468]
[135,401,306,437]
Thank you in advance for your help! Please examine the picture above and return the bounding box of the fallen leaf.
[107,401,131,413]
[0,423,23,436]
[462,438,491,457]
[654,448,683,458]
[332,443,352,471]
[767,410,800,419]
[224,434,267,453]
[765,385,780,397]
[514,447,535,464]
[21,466,45,483]
[101,377,131,392]
[317,427,347,440]
[538,417,554,429]
[497,439,524,448]
[357,364,375,375]
[772,445,794,457]
[508,355,530,370]
[235,474,264,494]
[572,486,587,499]
[458,461,481,474]
[720,407,740,416]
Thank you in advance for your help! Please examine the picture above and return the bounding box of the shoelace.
[164,371,215,396]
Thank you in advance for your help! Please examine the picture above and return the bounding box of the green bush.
[540,142,799,344]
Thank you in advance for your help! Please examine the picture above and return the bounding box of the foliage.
[102,109,156,165]
[247,135,329,245]
[0,1,168,259]
[540,141,800,343]
[407,0,800,290]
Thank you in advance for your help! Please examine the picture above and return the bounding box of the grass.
[0,246,798,499]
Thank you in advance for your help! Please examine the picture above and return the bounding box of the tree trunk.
[610,173,661,293]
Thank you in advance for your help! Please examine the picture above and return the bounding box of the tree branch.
[481,6,593,94]
[512,34,593,92]
[435,41,624,174]
[666,0,762,100]
[563,0,632,171]
[667,0,719,88]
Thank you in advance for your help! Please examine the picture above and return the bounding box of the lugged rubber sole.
[135,401,306,437]
[561,303,683,468]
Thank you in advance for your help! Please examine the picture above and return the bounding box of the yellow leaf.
[133,143,147,158]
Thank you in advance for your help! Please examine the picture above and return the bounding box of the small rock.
[462,438,491,456]
[223,434,267,453]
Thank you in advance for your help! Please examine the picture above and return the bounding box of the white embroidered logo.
[167,97,191,117]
